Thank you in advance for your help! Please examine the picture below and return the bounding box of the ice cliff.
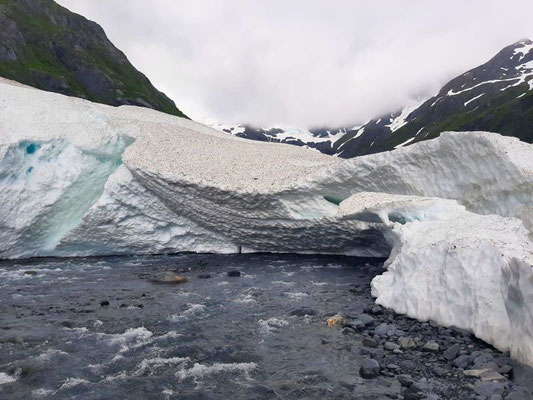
[0,78,532,366]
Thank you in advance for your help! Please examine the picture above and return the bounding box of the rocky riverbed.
[0,254,531,399]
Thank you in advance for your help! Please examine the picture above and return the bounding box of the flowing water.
[0,253,389,399]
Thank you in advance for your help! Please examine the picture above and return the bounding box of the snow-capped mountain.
[210,123,347,155]
[214,40,533,158]
[334,39,533,157]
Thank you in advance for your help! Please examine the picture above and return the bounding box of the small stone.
[475,381,506,397]
[197,273,211,279]
[432,366,446,377]
[358,314,375,326]
[454,354,473,369]
[443,343,461,360]
[341,327,356,335]
[359,358,381,379]
[398,337,417,349]
[505,386,533,400]
[422,341,440,352]
[227,270,241,277]
[362,338,379,348]
[494,357,512,367]
[365,305,383,315]
[397,374,414,387]
[350,319,366,330]
[384,342,400,351]
[387,363,400,371]
[152,272,188,284]
[479,371,507,382]
[289,307,317,317]
[498,365,513,375]
[100,300,110,307]
[326,315,346,327]
[409,380,430,393]
[474,354,494,366]
[464,368,492,377]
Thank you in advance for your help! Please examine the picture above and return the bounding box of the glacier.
[1,77,532,366]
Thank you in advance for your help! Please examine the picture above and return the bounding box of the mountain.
[0,0,187,117]
[210,123,347,155]
[334,39,533,157]
[215,40,533,157]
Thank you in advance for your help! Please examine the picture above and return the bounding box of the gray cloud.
[57,0,533,127]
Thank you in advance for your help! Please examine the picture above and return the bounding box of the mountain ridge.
[0,0,187,117]
[216,40,533,157]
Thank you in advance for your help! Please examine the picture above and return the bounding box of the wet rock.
[350,319,366,330]
[358,314,375,326]
[498,364,513,375]
[362,337,379,348]
[422,341,440,352]
[397,374,414,387]
[359,358,381,379]
[100,300,110,307]
[151,272,188,284]
[479,371,506,382]
[474,381,506,397]
[326,315,346,327]
[289,307,317,317]
[398,337,417,349]
[474,353,494,366]
[341,327,357,335]
[454,354,473,369]
[505,386,533,400]
[23,270,38,275]
[375,323,397,337]
[494,357,513,367]
[443,343,461,360]
[227,270,241,277]
[365,305,384,315]
[384,342,400,351]
[197,273,211,279]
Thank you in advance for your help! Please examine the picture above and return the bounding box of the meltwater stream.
[2,254,529,400]
[0,254,388,399]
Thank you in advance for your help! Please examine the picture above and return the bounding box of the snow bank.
[338,192,533,366]
[1,78,533,366]
[308,131,533,231]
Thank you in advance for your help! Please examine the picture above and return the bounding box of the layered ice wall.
[0,78,532,366]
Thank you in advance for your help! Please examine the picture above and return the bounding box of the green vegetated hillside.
[0,0,187,117]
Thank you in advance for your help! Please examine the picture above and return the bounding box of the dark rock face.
[0,0,187,117]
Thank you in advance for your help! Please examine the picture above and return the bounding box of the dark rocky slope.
[0,0,187,117]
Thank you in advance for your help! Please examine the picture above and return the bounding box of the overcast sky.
[57,0,533,128]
